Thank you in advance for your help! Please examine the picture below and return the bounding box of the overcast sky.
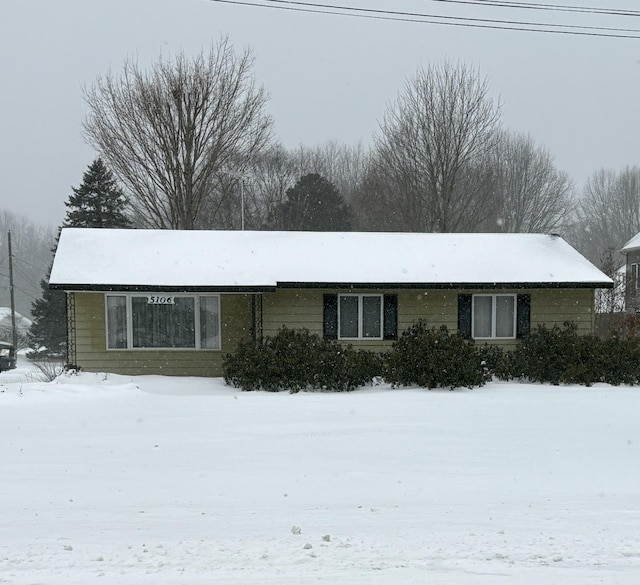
[1,0,639,227]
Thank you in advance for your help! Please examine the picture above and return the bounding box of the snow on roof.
[49,228,612,290]
[622,232,640,252]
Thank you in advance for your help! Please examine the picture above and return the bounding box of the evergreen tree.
[277,173,352,231]
[28,273,67,356]
[29,159,131,356]
[64,158,132,228]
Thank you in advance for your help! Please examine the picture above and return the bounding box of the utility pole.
[7,231,17,350]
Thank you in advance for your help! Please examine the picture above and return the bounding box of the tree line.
[79,37,638,264]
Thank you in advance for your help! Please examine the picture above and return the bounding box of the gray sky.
[1,0,639,227]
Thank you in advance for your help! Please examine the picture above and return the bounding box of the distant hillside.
[0,307,32,344]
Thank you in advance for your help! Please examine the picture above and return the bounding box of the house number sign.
[147,295,175,305]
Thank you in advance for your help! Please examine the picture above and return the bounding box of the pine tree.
[277,173,352,231]
[28,273,67,356]
[64,158,132,228]
[29,159,131,356]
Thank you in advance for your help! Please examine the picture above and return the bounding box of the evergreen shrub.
[383,321,489,390]
[223,327,382,392]
[478,344,508,380]
[224,321,640,392]
[502,322,640,386]
[599,335,640,385]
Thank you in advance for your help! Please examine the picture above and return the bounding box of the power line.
[424,0,640,18]
[12,284,39,302]
[207,0,640,38]
[264,0,640,33]
[245,0,640,32]
[12,255,49,276]
[12,264,42,289]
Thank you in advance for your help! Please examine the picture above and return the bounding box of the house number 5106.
[147,296,175,305]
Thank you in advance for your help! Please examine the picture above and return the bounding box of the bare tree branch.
[574,166,640,266]
[83,38,273,229]
[372,62,502,232]
[491,130,575,233]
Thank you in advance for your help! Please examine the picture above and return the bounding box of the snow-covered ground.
[1,358,639,584]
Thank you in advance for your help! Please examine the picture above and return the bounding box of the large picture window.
[338,294,383,340]
[472,294,516,340]
[106,294,220,350]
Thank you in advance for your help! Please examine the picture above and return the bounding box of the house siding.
[262,289,458,351]
[261,287,594,351]
[530,288,594,332]
[69,287,595,377]
[71,292,252,376]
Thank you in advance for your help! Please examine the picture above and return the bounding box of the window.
[472,294,516,339]
[632,263,640,291]
[324,293,397,341]
[458,293,529,340]
[338,294,383,340]
[106,296,128,349]
[105,294,220,350]
[199,296,221,349]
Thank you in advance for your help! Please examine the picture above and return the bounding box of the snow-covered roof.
[49,228,613,291]
[621,232,640,253]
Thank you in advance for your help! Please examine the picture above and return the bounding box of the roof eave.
[48,283,277,293]
[50,281,614,291]
[276,281,614,290]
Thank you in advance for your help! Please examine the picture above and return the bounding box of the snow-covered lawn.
[1,359,639,584]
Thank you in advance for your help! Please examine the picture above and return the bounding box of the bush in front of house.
[499,322,640,386]
[499,322,579,384]
[477,343,509,380]
[384,321,489,390]
[225,321,640,392]
[595,335,640,386]
[223,327,383,392]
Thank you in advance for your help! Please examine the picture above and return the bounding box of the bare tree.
[244,145,299,229]
[221,142,370,230]
[83,38,273,229]
[351,162,410,231]
[0,210,55,318]
[491,131,575,233]
[594,248,625,314]
[289,142,371,204]
[195,173,243,230]
[573,166,640,265]
[373,62,502,232]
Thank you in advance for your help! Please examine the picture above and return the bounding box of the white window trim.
[338,294,384,341]
[105,293,221,351]
[633,263,640,291]
[472,294,517,341]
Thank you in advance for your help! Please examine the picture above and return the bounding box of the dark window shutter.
[516,294,531,339]
[323,294,338,340]
[458,294,472,340]
[383,294,398,340]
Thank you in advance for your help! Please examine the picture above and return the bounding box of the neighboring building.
[49,229,612,377]
[622,233,640,312]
